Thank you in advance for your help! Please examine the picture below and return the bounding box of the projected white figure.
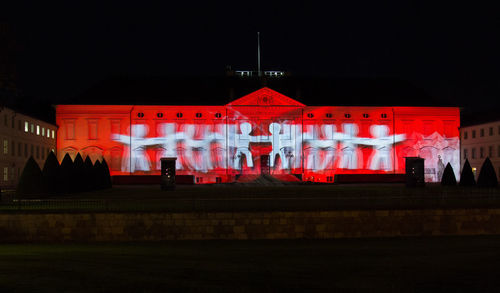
[212,123,227,169]
[268,122,296,169]
[338,123,360,169]
[183,124,213,172]
[366,125,405,171]
[304,124,337,170]
[234,122,254,169]
[113,124,156,173]
[154,123,183,170]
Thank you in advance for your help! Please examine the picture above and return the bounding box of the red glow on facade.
[56,87,460,183]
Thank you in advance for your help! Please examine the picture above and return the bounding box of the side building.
[0,107,57,189]
[460,120,500,180]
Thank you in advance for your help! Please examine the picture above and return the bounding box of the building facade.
[460,120,500,180]
[0,107,57,188]
[56,88,460,183]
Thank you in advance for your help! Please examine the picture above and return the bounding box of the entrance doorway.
[260,155,270,175]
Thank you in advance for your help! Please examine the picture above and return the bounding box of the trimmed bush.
[17,156,43,197]
[477,157,498,188]
[459,159,476,186]
[59,153,74,194]
[73,153,85,192]
[83,156,95,191]
[101,158,112,189]
[93,160,104,189]
[42,151,60,194]
[441,163,457,186]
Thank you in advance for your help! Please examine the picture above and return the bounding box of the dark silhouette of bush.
[93,160,105,189]
[441,163,457,186]
[17,156,43,197]
[101,158,112,189]
[72,153,85,192]
[42,151,60,194]
[59,153,74,194]
[83,156,95,191]
[459,159,476,186]
[477,157,498,188]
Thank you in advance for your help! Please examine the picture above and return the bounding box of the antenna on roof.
[257,32,261,77]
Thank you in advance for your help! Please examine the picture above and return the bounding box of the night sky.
[2,1,499,121]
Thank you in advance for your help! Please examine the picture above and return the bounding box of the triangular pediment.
[226,87,305,107]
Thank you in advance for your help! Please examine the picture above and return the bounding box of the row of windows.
[463,145,500,160]
[463,125,500,139]
[2,139,54,161]
[138,112,224,119]
[3,114,56,139]
[306,113,388,119]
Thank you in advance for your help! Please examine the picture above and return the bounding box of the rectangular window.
[65,120,75,140]
[42,127,45,136]
[88,119,98,140]
[489,146,493,158]
[480,129,484,137]
[36,146,39,159]
[36,125,40,135]
[472,130,476,138]
[490,127,494,136]
[18,120,21,131]
[472,148,476,159]
[11,141,14,156]
[24,143,27,158]
[47,129,50,138]
[3,167,7,181]
[480,147,484,158]
[52,130,55,139]
[17,143,21,157]
[24,121,28,132]
[30,124,34,133]
[463,149,468,159]
[464,131,468,139]
[4,114,7,126]
[3,140,8,154]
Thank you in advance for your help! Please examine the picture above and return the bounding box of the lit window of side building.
[0,107,57,189]
[56,87,461,184]
[460,120,500,180]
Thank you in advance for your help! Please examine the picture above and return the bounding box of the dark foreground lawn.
[1,236,500,292]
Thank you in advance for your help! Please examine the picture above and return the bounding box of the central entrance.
[260,155,270,175]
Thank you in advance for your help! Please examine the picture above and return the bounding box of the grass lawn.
[1,236,500,292]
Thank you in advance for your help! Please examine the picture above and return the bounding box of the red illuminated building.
[56,87,460,183]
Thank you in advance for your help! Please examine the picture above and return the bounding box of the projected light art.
[56,88,460,183]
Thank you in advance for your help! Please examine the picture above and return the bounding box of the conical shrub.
[459,159,476,186]
[17,156,43,197]
[441,163,457,186]
[73,153,85,192]
[101,158,112,189]
[83,156,95,191]
[59,153,74,194]
[477,157,498,188]
[93,160,104,189]
[42,151,60,194]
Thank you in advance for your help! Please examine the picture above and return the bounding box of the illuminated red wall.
[56,88,460,183]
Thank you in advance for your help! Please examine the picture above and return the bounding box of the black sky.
[2,1,500,113]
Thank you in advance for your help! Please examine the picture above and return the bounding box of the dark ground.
[1,236,500,292]
[2,184,500,212]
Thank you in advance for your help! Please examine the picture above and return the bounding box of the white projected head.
[240,122,252,136]
[342,123,358,137]
[157,123,175,137]
[132,124,149,138]
[321,124,336,139]
[370,125,389,138]
[269,123,281,134]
